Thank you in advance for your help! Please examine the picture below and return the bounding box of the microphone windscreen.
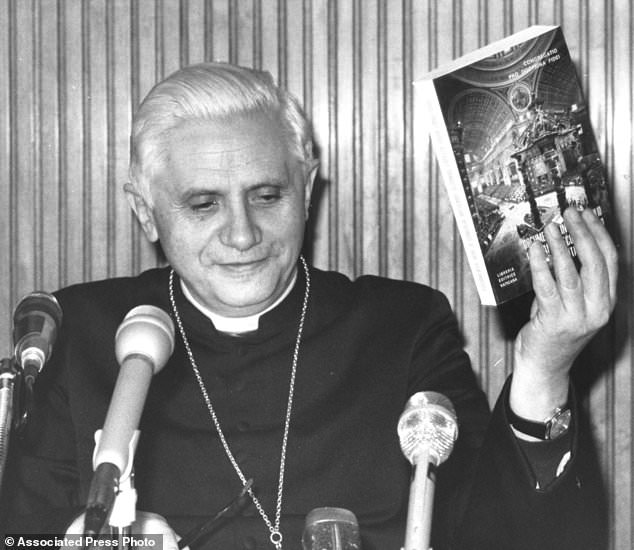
[302,507,361,550]
[397,391,458,466]
[115,305,175,372]
[13,292,63,328]
[13,291,63,366]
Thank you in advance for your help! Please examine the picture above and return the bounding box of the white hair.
[129,62,314,204]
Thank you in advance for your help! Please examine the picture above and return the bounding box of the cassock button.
[243,536,257,550]
[237,421,250,432]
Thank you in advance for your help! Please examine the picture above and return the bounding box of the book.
[416,26,610,305]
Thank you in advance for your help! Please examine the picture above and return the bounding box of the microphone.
[397,392,458,550]
[13,291,63,387]
[84,305,175,536]
[302,507,361,550]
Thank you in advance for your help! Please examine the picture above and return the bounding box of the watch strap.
[506,397,571,440]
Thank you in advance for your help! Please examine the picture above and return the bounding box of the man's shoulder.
[310,266,451,316]
[55,266,169,295]
[53,267,171,318]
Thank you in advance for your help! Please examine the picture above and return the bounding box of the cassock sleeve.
[406,291,606,550]
[0,334,84,534]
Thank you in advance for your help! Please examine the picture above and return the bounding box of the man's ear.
[304,160,319,219]
[124,183,159,243]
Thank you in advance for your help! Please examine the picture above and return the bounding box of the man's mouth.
[219,258,268,273]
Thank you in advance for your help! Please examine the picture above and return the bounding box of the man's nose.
[220,201,261,250]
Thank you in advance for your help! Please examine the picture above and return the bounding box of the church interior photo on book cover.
[432,27,610,304]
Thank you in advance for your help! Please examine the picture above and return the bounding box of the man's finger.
[543,218,584,315]
[580,207,618,307]
[564,208,612,314]
[528,237,560,315]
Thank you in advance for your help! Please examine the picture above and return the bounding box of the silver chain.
[168,257,311,550]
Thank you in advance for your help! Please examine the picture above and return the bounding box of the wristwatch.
[506,400,572,440]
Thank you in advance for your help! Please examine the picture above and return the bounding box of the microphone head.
[115,305,175,372]
[397,391,458,466]
[302,507,361,550]
[13,291,63,369]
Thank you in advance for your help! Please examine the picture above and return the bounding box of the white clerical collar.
[180,271,298,334]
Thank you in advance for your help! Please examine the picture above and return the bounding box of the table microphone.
[12,291,63,431]
[397,391,458,550]
[13,291,63,387]
[302,507,361,550]
[84,305,175,536]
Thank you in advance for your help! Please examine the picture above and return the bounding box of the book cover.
[417,26,610,305]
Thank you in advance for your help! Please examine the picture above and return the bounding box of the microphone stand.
[89,429,140,550]
[0,357,20,496]
[109,469,137,548]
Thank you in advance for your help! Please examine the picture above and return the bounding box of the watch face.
[548,408,572,439]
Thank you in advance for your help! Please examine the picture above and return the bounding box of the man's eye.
[190,197,220,211]
[253,189,282,204]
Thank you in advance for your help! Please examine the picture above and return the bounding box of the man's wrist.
[506,396,572,440]
[509,358,570,420]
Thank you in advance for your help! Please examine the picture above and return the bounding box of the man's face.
[129,113,315,317]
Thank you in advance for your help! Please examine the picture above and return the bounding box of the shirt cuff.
[502,374,574,489]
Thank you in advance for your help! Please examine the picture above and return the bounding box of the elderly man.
[4,63,616,550]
